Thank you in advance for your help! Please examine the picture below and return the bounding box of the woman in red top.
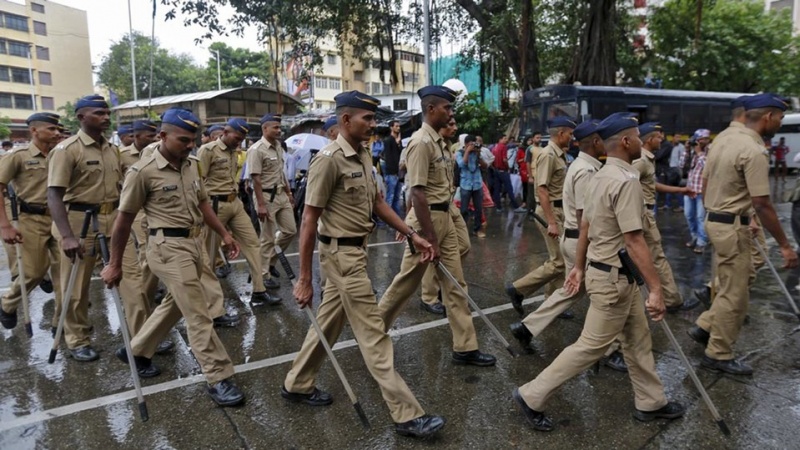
[517,144,529,207]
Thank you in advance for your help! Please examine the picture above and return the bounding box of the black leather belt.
[707,212,750,225]
[564,229,579,239]
[20,201,48,216]
[149,227,202,238]
[318,234,366,247]
[211,193,237,203]
[645,203,655,209]
[552,199,563,208]
[589,261,632,282]
[429,202,450,212]
[68,201,119,214]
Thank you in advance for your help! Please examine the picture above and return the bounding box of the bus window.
[682,104,709,134]
[547,101,578,119]
[591,99,627,120]
[709,105,730,133]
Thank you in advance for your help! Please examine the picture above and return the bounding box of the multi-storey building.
[766,0,800,34]
[0,0,92,139]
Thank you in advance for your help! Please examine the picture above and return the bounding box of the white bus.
[776,113,800,170]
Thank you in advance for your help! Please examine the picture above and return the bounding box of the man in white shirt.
[666,135,685,211]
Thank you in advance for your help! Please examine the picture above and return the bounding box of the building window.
[353,70,363,82]
[403,71,420,84]
[382,84,391,94]
[0,66,8,82]
[371,82,381,94]
[0,93,12,108]
[327,54,336,65]
[0,39,5,54]
[2,13,29,32]
[36,46,49,60]
[33,21,46,36]
[314,77,328,89]
[31,3,45,13]
[329,78,341,90]
[38,71,51,85]
[8,40,28,57]
[11,67,31,84]
[13,94,33,110]
[393,99,408,111]
[41,96,54,110]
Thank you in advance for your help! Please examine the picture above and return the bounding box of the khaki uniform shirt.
[632,148,657,206]
[535,141,567,200]
[586,157,644,267]
[119,149,207,229]
[405,122,454,205]
[140,142,160,160]
[562,151,602,230]
[702,126,770,215]
[0,143,49,204]
[48,129,121,204]
[197,138,238,195]
[305,135,377,238]
[246,137,286,191]
[119,143,145,177]
[529,145,543,180]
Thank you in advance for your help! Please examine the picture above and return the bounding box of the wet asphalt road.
[2,183,800,449]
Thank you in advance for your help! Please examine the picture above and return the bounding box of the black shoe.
[512,388,554,431]
[280,386,333,406]
[115,347,161,378]
[687,325,710,346]
[557,310,574,319]
[251,291,281,307]
[633,401,685,422]
[694,287,712,310]
[269,265,281,278]
[701,356,753,375]
[51,326,59,338]
[215,264,231,279]
[452,350,496,367]
[604,351,628,372]
[39,278,54,294]
[667,295,701,313]
[510,322,533,347]
[0,307,17,330]
[505,282,524,316]
[154,287,166,305]
[395,414,446,438]
[208,379,245,406]
[155,340,174,355]
[68,345,99,362]
[213,313,240,328]
[263,278,280,290]
[420,300,445,315]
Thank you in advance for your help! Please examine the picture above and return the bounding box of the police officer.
[118,124,134,147]
[507,117,576,317]
[101,108,245,406]
[509,120,604,349]
[513,112,685,431]
[283,91,445,437]
[247,114,297,289]
[688,94,798,375]
[47,95,121,361]
[0,112,63,331]
[197,118,279,309]
[379,86,496,367]
[322,116,338,141]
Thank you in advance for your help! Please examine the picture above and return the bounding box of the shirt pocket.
[150,183,183,207]
[343,177,367,204]
[22,159,46,181]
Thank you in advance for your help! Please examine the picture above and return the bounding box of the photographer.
[456,135,488,238]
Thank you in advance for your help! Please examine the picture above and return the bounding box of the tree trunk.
[567,0,617,86]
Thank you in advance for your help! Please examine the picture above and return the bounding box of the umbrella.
[284,134,331,186]
[285,133,329,152]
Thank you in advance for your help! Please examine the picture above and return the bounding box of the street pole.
[422,0,431,86]
[127,0,138,101]
[26,46,36,111]
[215,50,221,90]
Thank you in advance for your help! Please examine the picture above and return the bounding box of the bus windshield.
[546,101,578,121]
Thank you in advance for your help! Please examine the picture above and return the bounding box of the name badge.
[25,160,40,166]
[269,157,277,161]
[86,160,100,166]
[162,185,178,191]
[351,172,363,178]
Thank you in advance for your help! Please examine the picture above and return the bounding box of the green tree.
[648,0,800,94]
[206,42,271,88]
[0,116,10,140]
[57,101,80,134]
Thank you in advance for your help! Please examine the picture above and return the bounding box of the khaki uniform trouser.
[284,241,425,423]
[118,212,156,337]
[706,219,765,293]
[3,202,18,280]
[1,213,61,325]
[696,220,750,360]
[205,197,265,295]
[421,206,470,305]
[257,190,297,278]
[643,211,682,308]
[522,235,581,336]
[379,209,479,352]
[132,233,234,384]
[519,265,667,412]
[513,205,565,297]
[53,209,116,349]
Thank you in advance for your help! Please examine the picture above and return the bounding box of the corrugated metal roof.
[112,87,271,110]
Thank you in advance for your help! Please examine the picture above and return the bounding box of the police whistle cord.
[274,245,371,430]
[618,249,730,436]
[754,241,800,319]
[49,210,93,364]
[97,231,149,422]
[7,186,32,337]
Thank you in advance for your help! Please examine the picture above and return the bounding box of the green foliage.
[649,0,800,95]
[206,42,271,88]
[0,116,10,139]
[454,93,511,142]
[56,101,79,134]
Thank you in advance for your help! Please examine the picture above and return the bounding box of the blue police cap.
[742,93,789,111]
[117,125,133,136]
[334,90,380,111]
[322,117,338,132]
[260,113,282,125]
[74,94,108,111]
[161,108,200,133]
[417,85,457,102]
[132,120,157,132]
[207,124,223,134]
[546,117,577,129]
[572,120,600,141]
[227,118,249,135]
[26,112,60,125]
[596,112,639,140]
[638,122,662,137]
[731,95,749,110]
